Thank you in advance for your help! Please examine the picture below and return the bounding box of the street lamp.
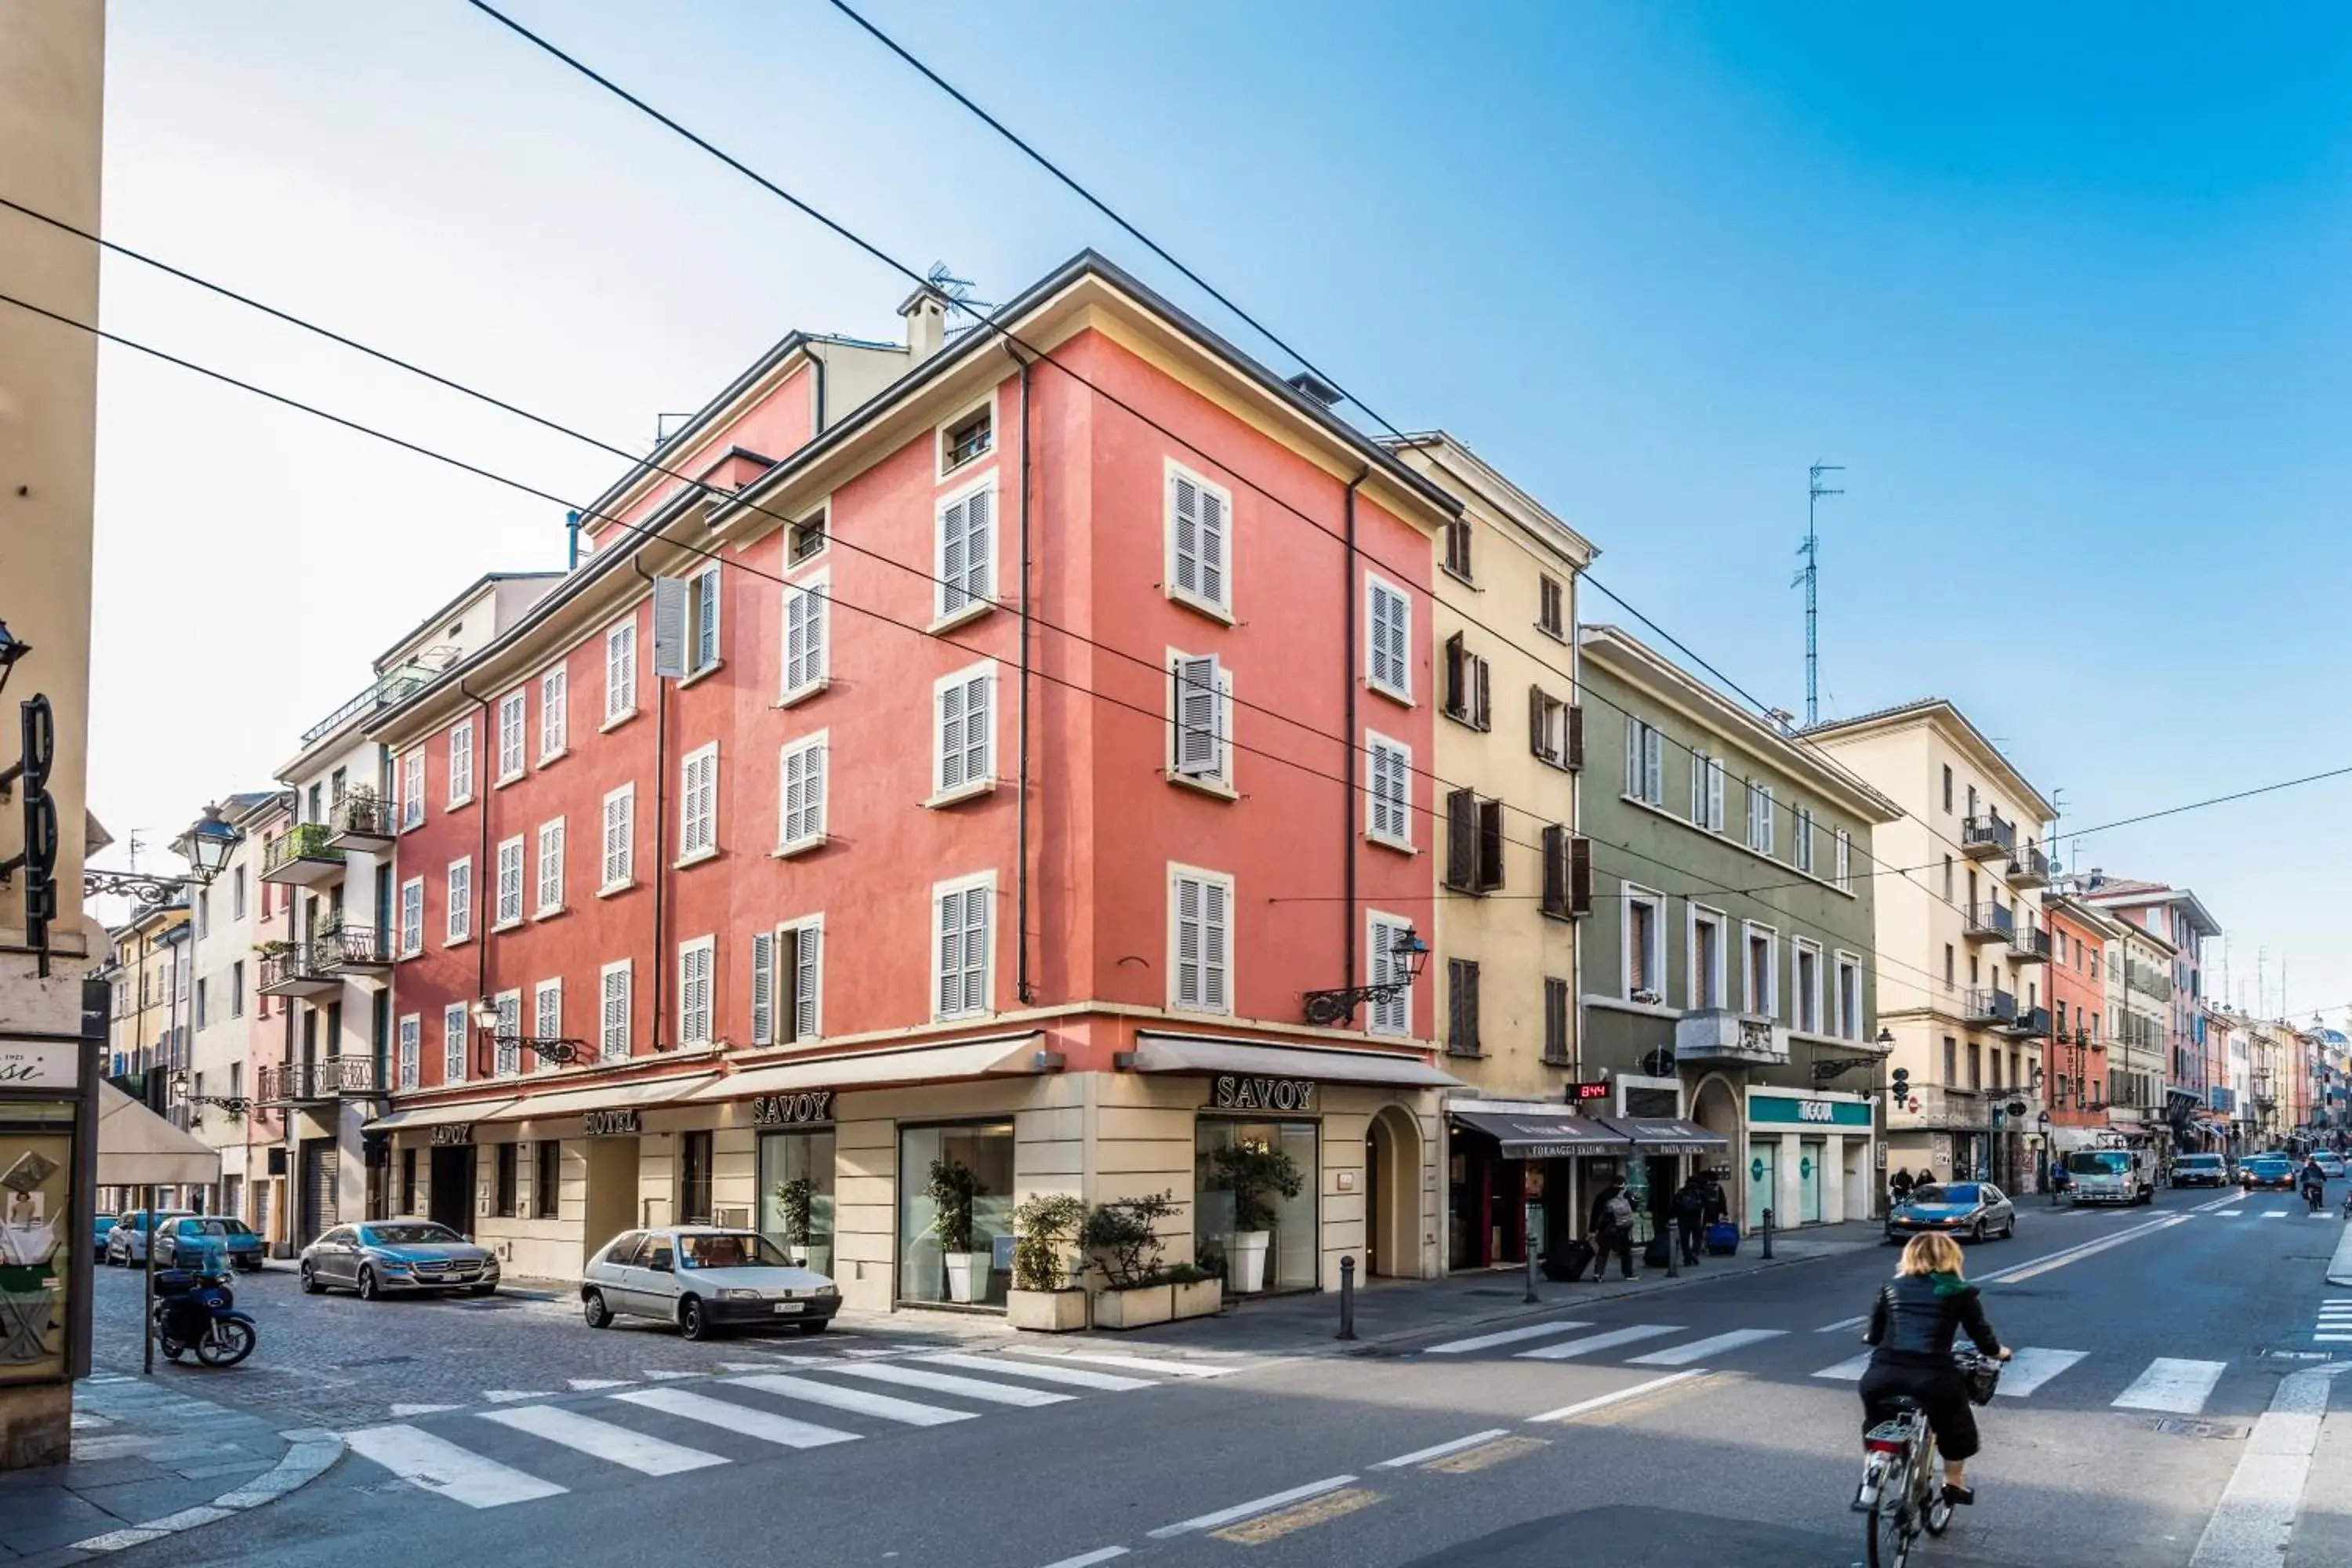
[1301,926,1432,1028]
[471,998,585,1069]
[83,802,240,903]
[169,1068,251,1124]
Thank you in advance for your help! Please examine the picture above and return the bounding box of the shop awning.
[366,1098,518,1133]
[96,1081,221,1188]
[1597,1116,1731,1156]
[1450,1107,1629,1159]
[1123,1033,1464,1088]
[482,1074,717,1123]
[687,1034,1052,1102]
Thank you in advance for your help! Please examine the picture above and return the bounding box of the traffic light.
[1891,1068,1911,1102]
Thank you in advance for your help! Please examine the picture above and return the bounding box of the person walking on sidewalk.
[1588,1180,1637,1281]
[1889,1167,1915,1208]
[1672,1175,1708,1265]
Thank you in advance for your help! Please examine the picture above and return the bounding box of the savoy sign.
[1210,1074,1315,1113]
[752,1091,833,1127]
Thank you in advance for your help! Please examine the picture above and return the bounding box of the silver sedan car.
[581,1227,841,1341]
[299,1220,501,1301]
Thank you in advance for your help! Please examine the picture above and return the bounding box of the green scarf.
[1928,1270,1970,1298]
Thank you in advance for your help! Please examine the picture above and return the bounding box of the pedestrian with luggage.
[1588,1179,1637,1282]
[1889,1167,1915,1208]
[1672,1176,1708,1266]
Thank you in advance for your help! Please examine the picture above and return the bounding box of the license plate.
[771,1301,804,1315]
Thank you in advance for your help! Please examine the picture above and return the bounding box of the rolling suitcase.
[1705,1221,1740,1256]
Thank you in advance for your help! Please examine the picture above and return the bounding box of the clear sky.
[82,2,2352,1024]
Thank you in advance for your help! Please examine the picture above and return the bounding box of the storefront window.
[1,1106,78,1387]
[757,1130,837,1275]
[1195,1118,1318,1294]
[897,1123,1014,1309]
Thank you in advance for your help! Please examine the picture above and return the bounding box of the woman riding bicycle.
[1860,1230,2010,1507]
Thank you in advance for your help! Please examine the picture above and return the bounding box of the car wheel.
[583,1289,612,1329]
[1972,1220,1987,1243]
[468,1283,497,1298]
[678,1296,710,1341]
[797,1319,829,1335]
[299,1262,321,1295]
[2002,1217,2016,1239]
[357,1267,380,1302]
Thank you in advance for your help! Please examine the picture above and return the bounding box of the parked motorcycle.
[151,1262,258,1368]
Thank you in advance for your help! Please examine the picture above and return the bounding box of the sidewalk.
[0,1375,339,1566]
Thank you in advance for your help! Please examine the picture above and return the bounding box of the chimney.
[899,286,949,365]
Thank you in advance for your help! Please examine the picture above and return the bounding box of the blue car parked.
[154,1216,266,1273]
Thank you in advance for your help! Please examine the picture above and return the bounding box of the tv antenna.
[1795,463,1843,726]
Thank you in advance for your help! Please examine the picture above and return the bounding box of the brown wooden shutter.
[1530,687,1548,758]
[1566,704,1584,770]
[1473,655,1490,731]
[1544,976,1570,1064]
[1541,824,1567,916]
[1476,798,1505,891]
[1445,788,1476,891]
[1464,960,1479,1053]
[1570,834,1594,916]
[1443,633,1465,717]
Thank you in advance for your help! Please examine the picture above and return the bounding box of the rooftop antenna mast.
[1795,463,1843,726]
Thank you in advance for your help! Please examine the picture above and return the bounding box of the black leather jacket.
[1864,1274,2002,1366]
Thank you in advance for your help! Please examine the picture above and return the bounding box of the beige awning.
[687,1034,1051,1102]
[96,1082,222,1188]
[481,1074,718,1123]
[1123,1033,1464,1088]
[367,1098,518,1133]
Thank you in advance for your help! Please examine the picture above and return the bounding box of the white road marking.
[818,1361,1073,1407]
[1980,1213,2193,1285]
[1626,1328,1784,1366]
[1530,1369,1709,1422]
[1425,1319,1592,1355]
[724,1372,975,1425]
[1996,1348,2089,1397]
[481,1390,556,1404]
[2213,1210,2245,1218]
[477,1405,725,1475]
[387,1403,462,1417]
[1373,1428,1515,1468]
[1003,1349,1242,1378]
[1812,1352,1874,1381]
[642,1369,706,1380]
[920,1353,1152,1391]
[344,1425,567,1508]
[2257,1213,2285,1221]
[565,1378,633,1391]
[1037,1549,1130,1568]
[611,1385,858,1449]
[1146,1475,1359,1538]
[1518,1324,1682,1361]
[2188,1363,2350,1567]
[2113,1358,2228,1414]
[1815,1314,1871,1334]
[2311,1334,2352,1343]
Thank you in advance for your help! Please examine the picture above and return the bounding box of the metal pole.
[141,1181,156,1375]
[1761,1205,1775,1261]
[1522,1201,1541,1305]
[1664,1179,1681,1279]
[1336,1254,1357,1341]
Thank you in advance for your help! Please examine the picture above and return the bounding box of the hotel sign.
[1210,1075,1316,1113]
[583,1109,641,1138]
[429,1123,474,1147]
[752,1091,833,1127]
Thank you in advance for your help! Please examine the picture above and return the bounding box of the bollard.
[1523,1200,1541,1305]
[1761,1206,1775,1261]
[1337,1254,1358,1341]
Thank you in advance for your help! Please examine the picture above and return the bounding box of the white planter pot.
[944,1250,991,1304]
[1007,1289,1088,1333]
[789,1244,833,1279]
[1226,1230,1271,1294]
[1092,1283,1174,1330]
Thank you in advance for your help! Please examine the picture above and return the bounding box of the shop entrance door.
[428,1145,476,1236]
[1747,1138,1778,1231]
[1800,1139,1825,1223]
[298,1138,338,1247]
[582,1138,639,1263]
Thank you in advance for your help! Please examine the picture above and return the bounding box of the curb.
[2327,1219,2352,1287]
[68,1428,344,1555]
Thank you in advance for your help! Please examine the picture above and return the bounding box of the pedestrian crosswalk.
[2310,1298,2351,1344]
[343,1352,1225,1510]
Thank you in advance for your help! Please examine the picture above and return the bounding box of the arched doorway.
[1365,1105,1422,1279]
[1690,1074,1744,1223]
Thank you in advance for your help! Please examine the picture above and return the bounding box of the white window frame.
[396,1014,420,1091]
[447,719,474,806]
[600,783,635,892]
[1792,937,1823,1034]
[532,980,561,1073]
[1688,904,1726,1011]
[1364,731,1413,851]
[1835,951,1864,1040]
[931,872,995,1022]
[1367,909,1414,1037]
[779,914,823,1044]
[495,689,527,783]
[1835,829,1853,894]
[1164,458,1234,622]
[494,836,525,931]
[781,572,829,704]
[397,877,424,957]
[1167,649,1234,794]
[934,474,997,629]
[1742,920,1780,1018]
[1687,749,1710,827]
[445,857,472,945]
[494,989,522,1077]
[936,390,996,481]
[599,960,631,1062]
[1748,781,1775,856]
[1364,572,1412,703]
[442,1002,468,1085]
[539,666,568,761]
[604,617,639,724]
[685,564,722,677]
[1794,804,1814,875]
[1622,885,1665,1003]
[677,935,715,1047]
[535,818,564,916]
[930,662,996,804]
[1168,863,1235,1016]
[778,732,828,855]
[678,741,719,862]
[1624,717,1664,807]
[400,751,425,830]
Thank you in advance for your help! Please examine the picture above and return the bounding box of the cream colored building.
[2107,920,2175,1134]
[1806,701,2053,1189]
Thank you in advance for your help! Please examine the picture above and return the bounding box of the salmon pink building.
[365,255,1494,1313]
[2040,890,2116,1145]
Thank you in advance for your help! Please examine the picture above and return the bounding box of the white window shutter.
[1175,877,1202,1007]
[936,891,964,1016]
[1203,877,1229,1011]
[793,924,821,1040]
[958,674,990,784]
[1200,488,1225,607]
[1171,474,1200,597]
[535,982,560,1043]
[540,669,565,757]
[803,746,824,841]
[963,486,992,604]
[960,893,987,1014]
[938,684,967,790]
[1626,720,1642,800]
[1708,757,1725,831]
[651,578,688,678]
[939,497,967,615]
[1643,727,1662,804]
[607,623,637,716]
[1174,655,1221,776]
[695,569,720,670]
[601,965,630,1061]
[750,931,775,1046]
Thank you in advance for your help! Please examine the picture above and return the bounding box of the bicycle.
[1857,1395,1952,1568]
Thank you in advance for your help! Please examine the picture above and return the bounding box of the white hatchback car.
[580,1227,842,1341]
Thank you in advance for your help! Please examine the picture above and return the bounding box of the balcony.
[2005,1005,2053,1040]
[1965,987,2019,1027]
[256,943,338,1000]
[318,925,392,978]
[1962,811,2016,860]
[2008,924,2052,964]
[2008,841,2051,889]
[260,822,343,887]
[1674,1008,1791,1066]
[1963,902,2015,943]
[256,1055,381,1106]
[324,790,397,854]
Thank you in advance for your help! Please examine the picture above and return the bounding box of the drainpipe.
[1009,346,1036,1004]
[565,510,582,571]
[1341,469,1368,993]
[807,344,828,434]
[458,681,494,1063]
[633,560,669,1051]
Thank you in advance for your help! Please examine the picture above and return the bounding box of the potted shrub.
[926,1159,991,1304]
[1165,1261,1224,1321]
[773,1177,829,1276]
[1081,1190,1177,1330]
[1206,1143,1305,1294]
[1007,1192,1090,1333]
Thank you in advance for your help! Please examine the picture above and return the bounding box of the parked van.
[2065,1148,2154,1207]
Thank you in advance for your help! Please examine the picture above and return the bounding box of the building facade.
[2076,876,2222,1151]
[2040,892,2116,1146]
[181,791,282,1220]
[2106,916,2176,1145]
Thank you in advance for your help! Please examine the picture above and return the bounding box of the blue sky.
[85,2,2352,1022]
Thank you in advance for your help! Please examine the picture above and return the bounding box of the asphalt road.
[97,1181,2352,1568]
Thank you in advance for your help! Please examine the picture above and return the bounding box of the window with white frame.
[398,877,423,956]
[1169,652,1231,788]
[1624,717,1664,806]
[1365,574,1410,701]
[687,566,721,675]
[1794,805,1814,874]
[679,742,718,858]
[535,818,564,914]
[599,960,630,1062]
[604,619,637,721]
[446,858,472,943]
[936,480,994,622]
[447,719,474,804]
[496,690,526,782]
[933,665,993,797]
[932,875,993,1020]
[1170,866,1233,1014]
[495,837,524,928]
[442,1002,467,1084]
[1836,953,1863,1040]
[1744,921,1779,1017]
[1689,906,1726,1010]
[782,574,828,700]
[677,937,714,1047]
[1835,829,1853,893]
[494,989,521,1076]
[754,916,824,1046]
[1365,733,1412,849]
[400,751,425,829]
[1793,939,1821,1033]
[1687,749,1710,827]
[533,980,561,1071]
[1167,463,1232,619]
[601,784,634,890]
[941,402,993,474]
[396,1014,419,1091]
[1747,781,1775,856]
[788,509,827,564]
[1367,911,1414,1036]
[779,734,826,851]
[539,667,567,760]
[1624,887,1664,1001]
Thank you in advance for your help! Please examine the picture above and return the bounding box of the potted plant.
[926,1158,991,1304]
[773,1176,829,1276]
[1207,1143,1305,1294]
[1164,1260,1224,1321]
[1081,1190,1177,1330]
[1007,1192,1090,1333]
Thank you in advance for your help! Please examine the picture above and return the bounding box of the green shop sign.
[1750,1095,1872,1130]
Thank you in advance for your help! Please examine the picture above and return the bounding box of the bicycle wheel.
[1866,1484,1911,1568]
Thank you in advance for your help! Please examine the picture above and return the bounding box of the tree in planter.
[1010,1192,1089,1293]
[1080,1190,1176,1290]
[1207,1144,1305,1235]
[773,1177,815,1250]
[925,1159,984,1253]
